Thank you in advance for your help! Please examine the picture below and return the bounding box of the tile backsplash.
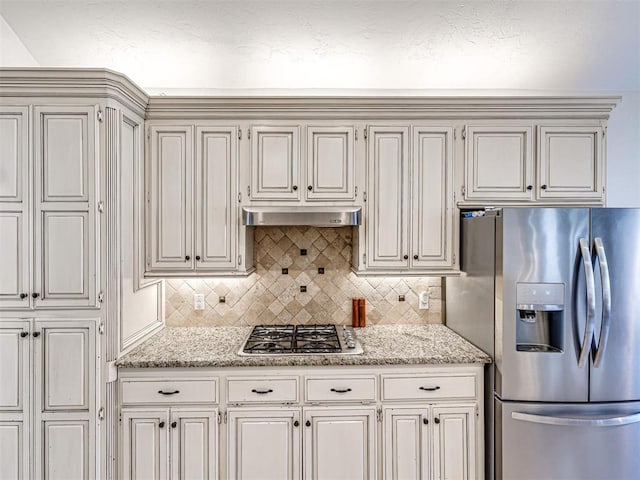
[166,226,443,327]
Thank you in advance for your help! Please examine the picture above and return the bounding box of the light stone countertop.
[116,324,491,368]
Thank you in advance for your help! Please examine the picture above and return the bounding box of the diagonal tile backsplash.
[166,226,443,327]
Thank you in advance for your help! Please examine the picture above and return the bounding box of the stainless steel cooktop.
[238,324,363,356]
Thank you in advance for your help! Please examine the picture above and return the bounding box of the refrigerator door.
[498,208,590,402]
[497,398,640,480]
[590,208,640,402]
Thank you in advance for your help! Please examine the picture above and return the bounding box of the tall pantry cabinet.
[0,70,163,480]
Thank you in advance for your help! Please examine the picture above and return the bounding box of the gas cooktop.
[238,324,363,356]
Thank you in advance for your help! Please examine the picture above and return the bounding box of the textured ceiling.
[1,0,639,93]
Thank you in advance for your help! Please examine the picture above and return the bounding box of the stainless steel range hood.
[242,206,361,226]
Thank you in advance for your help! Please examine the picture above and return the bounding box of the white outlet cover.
[194,293,205,310]
[419,291,429,310]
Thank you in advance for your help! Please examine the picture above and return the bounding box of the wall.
[0,14,37,66]
[166,226,442,327]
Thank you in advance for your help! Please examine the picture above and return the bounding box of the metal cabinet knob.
[32,332,40,338]
[20,331,29,338]
[403,255,408,260]
[413,254,418,260]
[423,417,428,425]
[195,255,201,261]
[541,184,548,190]
[19,293,28,299]
[434,417,440,424]
[527,185,533,190]
[307,185,312,191]
[185,255,190,261]
[305,420,311,427]
[292,185,298,191]
[171,421,177,428]
[159,421,165,428]
[32,293,39,298]
[294,420,300,427]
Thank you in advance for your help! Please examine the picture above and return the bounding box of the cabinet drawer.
[227,377,299,403]
[381,375,476,401]
[305,376,376,402]
[121,379,218,405]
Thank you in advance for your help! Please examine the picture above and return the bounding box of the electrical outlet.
[193,293,205,310]
[419,291,430,310]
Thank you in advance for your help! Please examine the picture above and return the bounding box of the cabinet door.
[195,126,237,271]
[412,126,454,269]
[250,126,300,200]
[33,320,97,480]
[148,125,194,271]
[383,407,430,480]
[33,106,98,308]
[0,106,30,308]
[0,320,30,480]
[122,409,170,480]
[465,125,534,201]
[538,125,604,200]
[432,405,477,480]
[366,126,409,269]
[304,407,376,480]
[171,409,218,480]
[228,407,301,480]
[306,126,355,200]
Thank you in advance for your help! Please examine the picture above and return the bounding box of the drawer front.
[381,375,476,401]
[305,376,376,402]
[227,377,299,404]
[121,379,218,405]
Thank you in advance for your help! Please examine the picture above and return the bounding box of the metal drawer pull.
[157,390,180,395]
[419,386,441,392]
[330,388,352,393]
[251,388,273,394]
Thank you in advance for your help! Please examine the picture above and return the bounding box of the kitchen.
[1,1,639,480]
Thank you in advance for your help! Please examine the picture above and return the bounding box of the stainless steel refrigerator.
[446,207,640,480]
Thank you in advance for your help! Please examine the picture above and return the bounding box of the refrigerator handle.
[512,411,640,427]
[592,237,612,368]
[578,238,596,368]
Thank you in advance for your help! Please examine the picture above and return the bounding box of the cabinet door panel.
[538,125,603,199]
[195,127,236,270]
[250,126,300,200]
[367,127,409,269]
[0,321,30,412]
[149,125,193,270]
[0,422,25,480]
[40,419,90,480]
[34,321,95,412]
[383,407,429,480]
[0,107,30,308]
[172,409,218,480]
[122,409,169,480]
[228,408,301,480]
[304,407,376,480]
[432,405,477,480]
[412,127,454,269]
[0,212,29,307]
[465,125,533,200]
[306,126,355,200]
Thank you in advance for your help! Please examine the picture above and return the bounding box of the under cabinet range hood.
[242,206,361,227]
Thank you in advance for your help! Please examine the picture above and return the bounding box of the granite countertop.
[116,324,491,368]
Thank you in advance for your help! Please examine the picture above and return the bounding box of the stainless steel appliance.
[446,208,640,480]
[238,324,363,355]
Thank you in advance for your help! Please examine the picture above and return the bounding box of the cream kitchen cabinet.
[0,105,98,309]
[249,124,357,202]
[432,404,477,480]
[462,122,605,204]
[0,318,98,480]
[364,125,455,273]
[146,123,245,276]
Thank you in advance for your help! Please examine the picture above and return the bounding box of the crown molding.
[0,68,149,116]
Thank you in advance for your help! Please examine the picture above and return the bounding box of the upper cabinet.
[146,123,247,277]
[248,123,357,203]
[363,124,455,274]
[462,121,605,205]
[0,105,99,309]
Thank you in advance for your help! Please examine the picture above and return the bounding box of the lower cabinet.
[0,318,97,480]
[121,407,218,480]
[383,404,477,480]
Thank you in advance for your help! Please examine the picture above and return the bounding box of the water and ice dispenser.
[516,283,565,353]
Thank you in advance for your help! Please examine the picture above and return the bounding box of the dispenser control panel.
[516,283,564,308]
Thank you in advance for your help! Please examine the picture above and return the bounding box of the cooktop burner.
[239,324,363,356]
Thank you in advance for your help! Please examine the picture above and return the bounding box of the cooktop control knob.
[343,327,356,349]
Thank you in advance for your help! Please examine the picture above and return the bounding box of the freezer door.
[497,398,640,480]
[498,208,590,402]
[590,208,640,402]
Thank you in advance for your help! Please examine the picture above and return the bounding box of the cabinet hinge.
[98,292,104,304]
[98,406,105,421]
[454,128,457,140]
[355,186,358,198]
[224,411,228,424]
[453,252,456,263]
[376,407,383,422]
[97,109,103,123]
[602,126,606,138]
[364,127,368,140]
[247,186,251,197]
[238,192,242,203]
[146,131,150,140]
[355,129,358,141]
[97,201,104,213]
[98,321,105,334]
[363,253,367,265]
[247,129,251,140]
[476,405,479,417]
[238,255,242,266]
[146,256,150,268]
[217,412,222,424]
[462,126,467,139]
[461,185,466,196]
[238,128,242,140]
[363,191,367,202]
